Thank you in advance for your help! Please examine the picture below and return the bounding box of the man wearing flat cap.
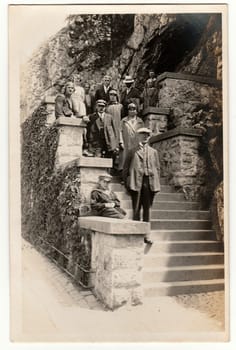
[90,174,126,219]
[86,99,119,158]
[123,127,161,244]
[120,75,142,117]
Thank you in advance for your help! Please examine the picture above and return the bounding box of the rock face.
[20,13,212,120]
[21,13,224,239]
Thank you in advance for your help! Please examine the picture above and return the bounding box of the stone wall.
[151,128,208,203]
[157,73,222,129]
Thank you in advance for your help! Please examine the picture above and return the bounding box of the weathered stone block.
[151,128,207,200]
[54,118,86,168]
[111,288,130,309]
[111,249,143,270]
[79,216,150,235]
[80,217,147,309]
[104,235,144,249]
[112,269,142,288]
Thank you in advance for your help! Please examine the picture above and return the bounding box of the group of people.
[90,126,160,244]
[54,71,161,244]
[54,71,159,173]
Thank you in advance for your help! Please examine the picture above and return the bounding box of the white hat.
[123,75,134,84]
[96,99,107,106]
[136,127,151,134]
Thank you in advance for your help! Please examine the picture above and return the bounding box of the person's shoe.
[83,150,94,157]
[144,237,153,244]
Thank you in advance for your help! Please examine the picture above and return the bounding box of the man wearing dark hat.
[87,99,119,158]
[120,75,142,117]
[90,174,126,219]
[123,127,161,244]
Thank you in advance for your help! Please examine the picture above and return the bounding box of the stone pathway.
[19,240,227,342]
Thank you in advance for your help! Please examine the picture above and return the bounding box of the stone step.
[144,252,224,267]
[143,264,224,283]
[143,240,224,253]
[111,183,175,193]
[117,192,186,201]
[151,219,212,230]
[124,210,210,220]
[121,200,201,210]
[111,176,168,185]
[144,279,225,297]
[150,229,216,241]
[151,210,210,220]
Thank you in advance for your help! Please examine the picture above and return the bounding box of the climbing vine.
[21,104,92,279]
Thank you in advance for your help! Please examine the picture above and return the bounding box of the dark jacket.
[87,112,119,151]
[123,144,161,192]
[95,85,113,102]
[120,87,142,116]
[90,188,126,217]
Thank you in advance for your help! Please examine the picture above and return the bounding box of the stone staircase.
[110,177,224,297]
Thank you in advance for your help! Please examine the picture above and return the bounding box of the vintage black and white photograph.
[8,3,229,343]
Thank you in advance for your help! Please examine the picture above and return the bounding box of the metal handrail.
[37,236,94,289]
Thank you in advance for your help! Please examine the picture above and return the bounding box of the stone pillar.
[43,96,56,125]
[78,157,113,203]
[59,157,113,213]
[150,127,207,200]
[54,117,86,168]
[142,107,169,135]
[79,216,150,310]
[157,72,222,128]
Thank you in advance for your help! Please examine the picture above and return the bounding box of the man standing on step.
[122,128,161,244]
[86,99,119,159]
[90,175,126,219]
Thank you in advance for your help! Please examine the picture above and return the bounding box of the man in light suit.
[123,128,161,244]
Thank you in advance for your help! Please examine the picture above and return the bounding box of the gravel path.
[174,291,225,328]
[17,239,226,342]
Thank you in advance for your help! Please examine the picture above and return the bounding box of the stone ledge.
[142,107,170,117]
[59,157,113,170]
[150,127,203,144]
[79,216,150,235]
[55,116,86,127]
[156,72,222,87]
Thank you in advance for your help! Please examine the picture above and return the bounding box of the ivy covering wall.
[21,104,92,284]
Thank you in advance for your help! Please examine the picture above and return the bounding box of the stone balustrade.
[150,127,207,201]
[142,106,170,135]
[79,216,150,309]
